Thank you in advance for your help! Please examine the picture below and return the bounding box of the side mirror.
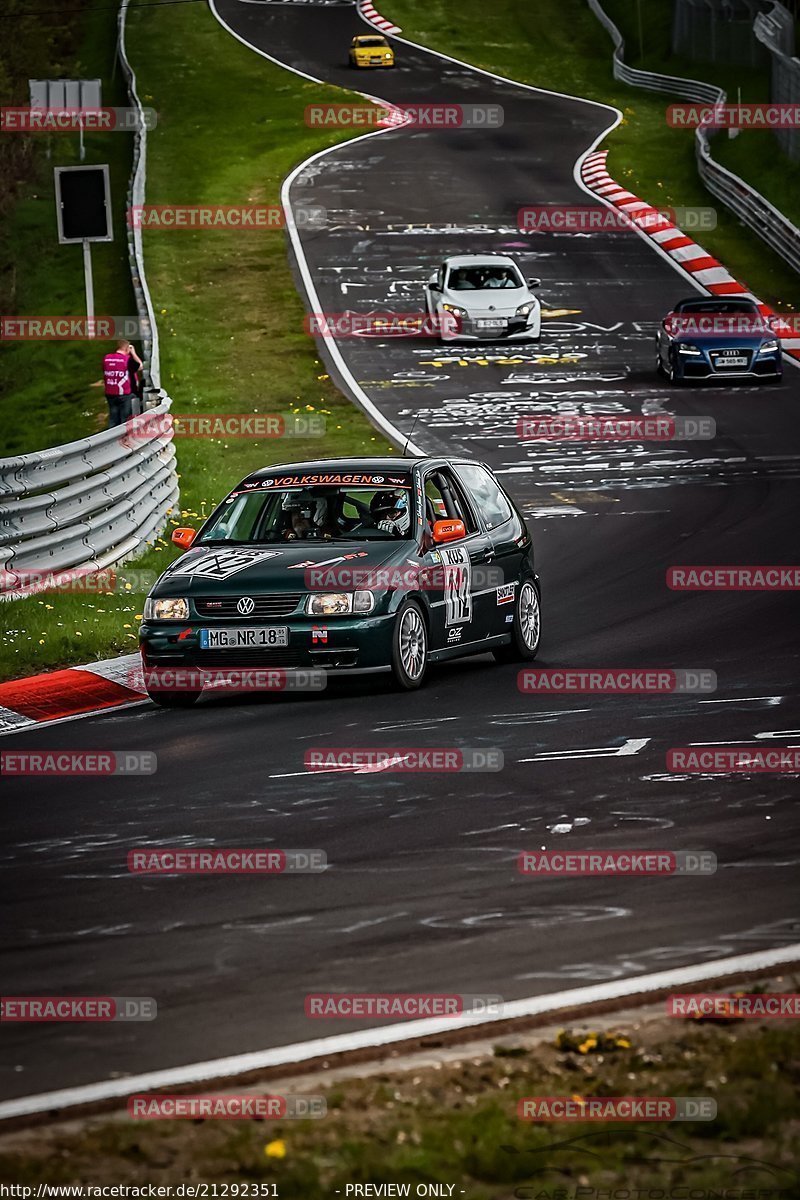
[428,281,440,292]
[432,518,465,544]
[527,277,541,288]
[172,527,197,550]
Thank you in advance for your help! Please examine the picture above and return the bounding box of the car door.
[452,463,527,634]
[421,467,495,654]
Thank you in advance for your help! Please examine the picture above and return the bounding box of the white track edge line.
[208,0,426,454]
[2,944,798,1120]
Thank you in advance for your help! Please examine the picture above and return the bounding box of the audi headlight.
[144,596,189,621]
[759,339,779,354]
[515,302,534,318]
[305,591,375,616]
[677,343,702,355]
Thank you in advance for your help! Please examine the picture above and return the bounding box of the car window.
[446,266,522,291]
[200,482,414,543]
[454,464,513,530]
[425,471,477,535]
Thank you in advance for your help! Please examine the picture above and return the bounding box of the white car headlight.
[442,303,467,318]
[515,302,534,318]
[144,596,189,621]
[305,592,375,616]
[759,339,779,354]
[677,343,702,355]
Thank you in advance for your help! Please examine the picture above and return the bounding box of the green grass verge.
[1,4,138,455]
[383,0,800,314]
[0,1,394,683]
[1,1014,798,1190]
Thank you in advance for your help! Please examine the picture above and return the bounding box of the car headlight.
[515,302,534,318]
[758,339,779,354]
[385,52,392,59]
[677,343,702,355]
[305,591,375,616]
[442,303,467,318]
[144,596,189,621]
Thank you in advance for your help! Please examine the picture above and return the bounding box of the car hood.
[443,290,532,316]
[673,332,772,348]
[151,540,412,596]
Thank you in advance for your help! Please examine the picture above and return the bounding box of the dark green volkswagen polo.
[139,457,541,705]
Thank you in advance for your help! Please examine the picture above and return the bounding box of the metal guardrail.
[0,0,178,601]
[587,0,800,276]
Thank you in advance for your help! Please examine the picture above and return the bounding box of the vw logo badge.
[237,596,256,616]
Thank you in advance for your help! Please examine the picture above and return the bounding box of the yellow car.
[349,34,395,68]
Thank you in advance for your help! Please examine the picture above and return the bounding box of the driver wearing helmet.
[369,488,411,536]
[281,490,335,539]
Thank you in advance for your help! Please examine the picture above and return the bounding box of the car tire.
[667,351,683,386]
[492,579,541,664]
[390,600,428,690]
[146,687,201,708]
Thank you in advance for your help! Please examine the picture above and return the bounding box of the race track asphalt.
[1,0,798,1103]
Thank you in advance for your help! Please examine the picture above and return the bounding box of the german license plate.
[477,318,507,330]
[716,356,747,367]
[199,627,288,649]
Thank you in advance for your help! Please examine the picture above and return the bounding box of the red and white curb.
[0,654,147,734]
[581,149,800,362]
[357,0,401,36]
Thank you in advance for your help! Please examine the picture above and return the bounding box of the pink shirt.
[103,351,132,396]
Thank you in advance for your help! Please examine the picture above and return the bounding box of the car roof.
[442,254,520,269]
[672,296,758,311]
[354,34,388,41]
[245,457,484,480]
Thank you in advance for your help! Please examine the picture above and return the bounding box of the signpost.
[53,164,113,330]
[29,78,101,162]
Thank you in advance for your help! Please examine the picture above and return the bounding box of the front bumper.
[139,612,397,687]
[441,315,540,343]
[673,344,782,380]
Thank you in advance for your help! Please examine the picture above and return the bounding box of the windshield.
[675,300,757,314]
[447,265,522,291]
[357,37,388,46]
[200,481,415,544]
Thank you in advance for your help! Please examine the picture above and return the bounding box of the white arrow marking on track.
[519,737,650,763]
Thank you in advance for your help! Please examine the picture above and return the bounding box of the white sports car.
[424,254,541,343]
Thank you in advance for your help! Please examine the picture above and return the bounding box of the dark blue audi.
[656,296,782,384]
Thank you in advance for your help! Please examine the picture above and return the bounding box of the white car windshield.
[200,483,414,544]
[447,266,522,291]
